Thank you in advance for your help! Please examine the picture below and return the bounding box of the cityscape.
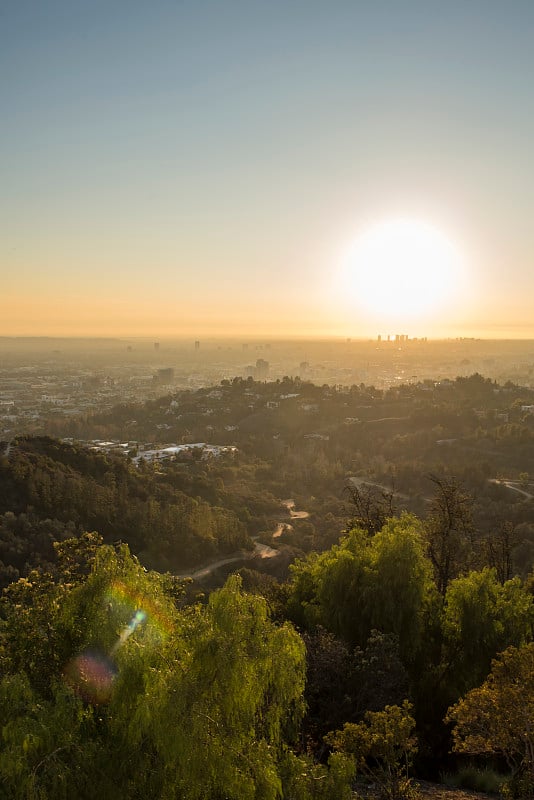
[2,1,534,798]
[3,336,534,440]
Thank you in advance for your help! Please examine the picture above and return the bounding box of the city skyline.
[3,1,534,339]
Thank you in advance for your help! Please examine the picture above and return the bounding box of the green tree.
[279,750,355,800]
[441,569,533,697]
[446,643,534,797]
[327,701,418,800]
[0,545,310,800]
[136,574,306,800]
[287,514,433,665]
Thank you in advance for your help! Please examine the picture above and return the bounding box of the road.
[182,539,280,581]
[347,476,410,501]
[489,478,534,500]
[179,499,309,579]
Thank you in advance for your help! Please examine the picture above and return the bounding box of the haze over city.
[2,1,534,339]
[4,5,534,797]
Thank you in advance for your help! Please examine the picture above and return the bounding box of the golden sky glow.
[2,3,534,339]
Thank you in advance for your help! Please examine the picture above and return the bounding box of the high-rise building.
[194,340,200,350]
[255,358,269,380]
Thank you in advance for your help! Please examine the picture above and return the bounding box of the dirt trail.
[180,499,309,578]
[273,500,310,538]
[489,477,534,500]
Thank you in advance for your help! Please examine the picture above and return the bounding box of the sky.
[2,0,534,339]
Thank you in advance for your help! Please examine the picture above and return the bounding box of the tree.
[485,520,519,584]
[279,750,355,800]
[0,545,310,800]
[424,475,475,595]
[344,481,396,536]
[327,701,418,800]
[302,628,409,754]
[287,514,433,665]
[141,574,307,800]
[441,569,533,697]
[446,643,534,797]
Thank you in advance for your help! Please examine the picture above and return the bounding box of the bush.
[442,765,505,794]
[327,701,418,800]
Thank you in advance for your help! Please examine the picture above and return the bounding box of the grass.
[441,765,505,795]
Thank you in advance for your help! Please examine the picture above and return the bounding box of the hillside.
[1,377,533,798]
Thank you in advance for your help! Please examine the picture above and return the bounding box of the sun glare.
[342,219,463,322]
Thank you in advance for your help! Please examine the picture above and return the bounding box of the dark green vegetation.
[5,373,534,587]
[1,518,532,798]
[0,435,253,587]
[1,375,534,797]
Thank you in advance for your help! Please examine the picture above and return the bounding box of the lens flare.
[65,649,117,704]
[110,609,147,656]
[64,579,175,704]
[104,580,174,644]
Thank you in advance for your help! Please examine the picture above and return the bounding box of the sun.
[342,219,463,322]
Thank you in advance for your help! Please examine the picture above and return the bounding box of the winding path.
[179,499,308,580]
[489,478,534,500]
[273,500,310,538]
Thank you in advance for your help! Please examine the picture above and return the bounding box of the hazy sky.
[2,1,534,338]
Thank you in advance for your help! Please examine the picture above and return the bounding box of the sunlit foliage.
[446,643,534,797]
[0,543,308,799]
[327,701,418,800]
[287,513,433,664]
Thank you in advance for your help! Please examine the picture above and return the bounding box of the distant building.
[154,342,160,351]
[155,368,174,384]
[133,443,238,465]
[255,358,269,380]
[195,340,200,350]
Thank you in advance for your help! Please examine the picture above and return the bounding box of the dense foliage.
[2,375,534,797]
[0,436,252,586]
[446,643,534,797]
[284,516,533,793]
[0,541,336,799]
[46,373,534,572]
